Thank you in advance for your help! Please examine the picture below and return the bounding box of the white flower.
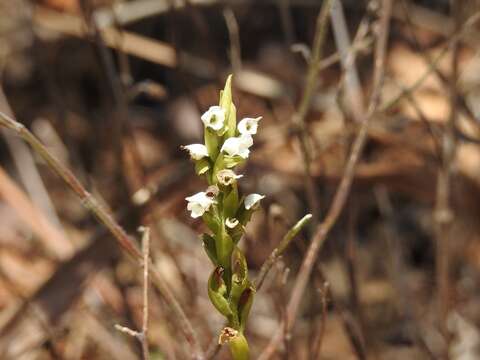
[225,218,239,229]
[201,106,225,131]
[182,144,209,160]
[185,192,215,218]
[238,117,261,135]
[220,135,253,159]
[244,193,265,210]
[217,169,243,186]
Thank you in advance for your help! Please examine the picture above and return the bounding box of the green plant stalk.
[254,213,313,290]
[186,75,259,359]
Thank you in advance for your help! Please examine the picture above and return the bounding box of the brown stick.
[258,1,393,358]
[292,0,333,225]
[434,0,460,354]
[141,227,151,360]
[0,111,204,359]
[0,166,73,259]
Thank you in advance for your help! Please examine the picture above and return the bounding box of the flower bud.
[208,267,232,318]
[217,169,242,186]
[205,185,220,198]
[218,327,249,360]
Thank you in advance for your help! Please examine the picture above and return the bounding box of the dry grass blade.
[0,166,73,260]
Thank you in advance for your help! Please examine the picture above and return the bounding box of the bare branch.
[258,1,394,358]
[0,111,204,360]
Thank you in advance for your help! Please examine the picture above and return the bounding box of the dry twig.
[0,111,204,359]
[115,227,151,360]
[258,1,393,358]
[434,0,461,353]
[292,0,333,225]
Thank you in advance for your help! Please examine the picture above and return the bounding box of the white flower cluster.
[184,105,264,219]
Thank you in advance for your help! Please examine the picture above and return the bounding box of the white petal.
[183,144,209,160]
[238,135,253,158]
[244,193,265,210]
[190,204,205,218]
[185,191,214,218]
[185,192,207,203]
[226,218,239,229]
[221,135,253,158]
[239,134,253,148]
[221,137,241,156]
[238,117,261,135]
[238,148,250,159]
[201,106,225,131]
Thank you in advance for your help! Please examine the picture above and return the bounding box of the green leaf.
[212,153,226,184]
[223,186,239,219]
[225,102,237,138]
[238,287,255,332]
[216,223,234,270]
[236,198,252,226]
[202,233,217,265]
[203,211,220,234]
[230,247,248,310]
[205,128,220,161]
[195,158,210,176]
[208,267,233,318]
[230,224,245,244]
[223,155,244,169]
[220,75,233,114]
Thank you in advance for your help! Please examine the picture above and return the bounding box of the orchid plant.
[183,75,262,359]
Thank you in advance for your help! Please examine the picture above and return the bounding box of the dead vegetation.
[1,0,480,359]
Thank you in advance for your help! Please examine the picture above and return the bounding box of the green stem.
[254,214,312,290]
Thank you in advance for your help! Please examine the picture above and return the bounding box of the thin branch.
[329,0,366,119]
[254,214,312,291]
[115,324,141,338]
[223,7,242,73]
[311,282,329,360]
[141,227,151,360]
[258,1,393,358]
[292,0,333,225]
[381,10,480,112]
[435,0,460,353]
[115,227,151,360]
[0,111,204,360]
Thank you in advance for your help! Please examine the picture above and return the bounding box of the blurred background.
[1,0,480,359]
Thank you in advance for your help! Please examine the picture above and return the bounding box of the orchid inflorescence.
[183,75,262,359]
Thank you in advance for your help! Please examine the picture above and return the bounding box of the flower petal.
[226,218,239,229]
[221,135,253,158]
[182,144,209,160]
[201,106,225,131]
[238,117,262,135]
[186,191,215,218]
[244,193,265,210]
